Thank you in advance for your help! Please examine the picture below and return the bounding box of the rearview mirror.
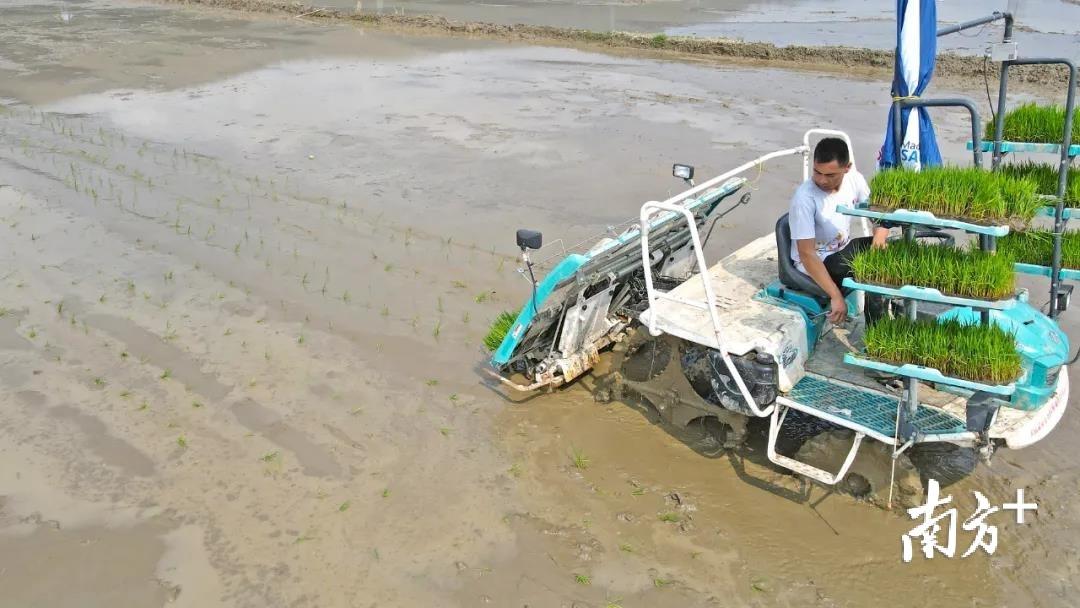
[672,163,694,181]
[516,229,542,251]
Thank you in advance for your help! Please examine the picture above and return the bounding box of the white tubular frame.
[638,146,809,418]
[768,401,865,485]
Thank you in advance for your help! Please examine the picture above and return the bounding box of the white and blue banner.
[879,0,943,170]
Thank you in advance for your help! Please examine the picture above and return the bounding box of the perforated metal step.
[786,375,968,441]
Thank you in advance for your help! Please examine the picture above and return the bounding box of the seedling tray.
[841,278,1018,310]
[843,353,1017,396]
[967,140,1080,157]
[837,203,1011,237]
[1014,262,1080,281]
[1037,205,1079,220]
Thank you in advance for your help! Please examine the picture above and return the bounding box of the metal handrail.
[636,146,810,418]
[892,97,983,168]
[639,199,773,418]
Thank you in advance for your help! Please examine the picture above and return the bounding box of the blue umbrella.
[879,0,943,170]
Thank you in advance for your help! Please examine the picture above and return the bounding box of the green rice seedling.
[997,228,1080,269]
[849,240,1015,300]
[574,574,591,585]
[658,512,681,523]
[987,103,1080,144]
[432,320,442,340]
[996,161,1080,204]
[571,446,589,470]
[870,166,1041,225]
[654,578,674,589]
[483,311,517,352]
[862,316,1021,385]
[177,436,187,448]
[338,500,350,512]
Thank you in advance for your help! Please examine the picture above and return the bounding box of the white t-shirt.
[788,169,870,274]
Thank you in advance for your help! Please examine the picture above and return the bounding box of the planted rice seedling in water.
[862,317,1021,385]
[987,103,1080,144]
[870,167,1040,225]
[849,240,1015,300]
[997,228,1080,270]
[571,446,589,470]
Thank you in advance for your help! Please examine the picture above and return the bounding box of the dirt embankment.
[162,0,1074,89]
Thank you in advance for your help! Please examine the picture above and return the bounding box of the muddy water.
[0,0,1078,606]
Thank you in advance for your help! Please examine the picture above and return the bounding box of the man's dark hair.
[814,137,851,166]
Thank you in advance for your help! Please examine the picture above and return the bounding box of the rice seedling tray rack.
[840,278,1019,310]
[837,203,1012,237]
[967,140,1080,157]
[1014,262,1080,281]
[1037,205,1079,219]
[843,353,1018,396]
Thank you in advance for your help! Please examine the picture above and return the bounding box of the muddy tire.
[795,429,923,510]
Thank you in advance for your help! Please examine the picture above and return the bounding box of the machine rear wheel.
[795,430,923,509]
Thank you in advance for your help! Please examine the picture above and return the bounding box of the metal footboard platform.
[786,374,971,443]
[767,374,975,485]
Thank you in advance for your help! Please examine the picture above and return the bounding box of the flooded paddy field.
[1,1,1079,606]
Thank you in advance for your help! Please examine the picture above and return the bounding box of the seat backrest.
[775,213,830,300]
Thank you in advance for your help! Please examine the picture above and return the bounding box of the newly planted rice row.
[986,103,1080,145]
[863,317,1021,385]
[997,229,1080,270]
[870,167,1041,225]
[850,241,1015,301]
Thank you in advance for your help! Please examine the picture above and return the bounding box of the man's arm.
[796,238,847,323]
